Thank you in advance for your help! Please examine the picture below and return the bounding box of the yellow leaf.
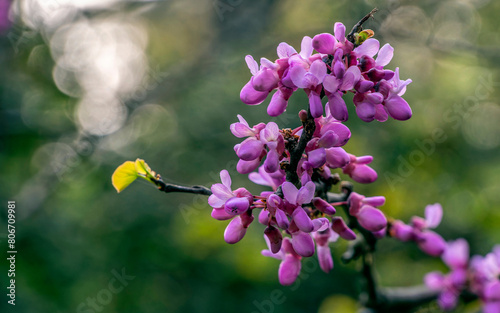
[135,158,154,179]
[112,161,139,193]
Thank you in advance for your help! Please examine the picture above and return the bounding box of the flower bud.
[264,226,283,254]
[331,217,356,240]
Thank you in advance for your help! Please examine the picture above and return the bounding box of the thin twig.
[154,178,212,196]
[347,8,378,44]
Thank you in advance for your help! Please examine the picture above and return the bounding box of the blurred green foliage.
[1,0,500,312]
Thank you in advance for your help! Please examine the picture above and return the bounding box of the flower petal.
[354,38,380,58]
[376,43,394,67]
[425,203,443,229]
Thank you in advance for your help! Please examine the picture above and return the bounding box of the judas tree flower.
[240,56,279,105]
[342,154,378,184]
[289,59,327,118]
[259,122,285,173]
[262,237,302,286]
[312,22,353,55]
[208,170,253,218]
[470,246,500,312]
[249,165,285,191]
[313,226,340,273]
[331,216,356,240]
[323,51,362,121]
[424,239,470,311]
[347,192,387,232]
[224,211,254,244]
[281,181,316,233]
[390,203,447,257]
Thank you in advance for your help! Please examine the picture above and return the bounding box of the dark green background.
[1,0,499,312]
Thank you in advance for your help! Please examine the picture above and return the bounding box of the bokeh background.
[1,0,500,312]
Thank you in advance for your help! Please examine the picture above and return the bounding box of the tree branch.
[285,110,316,187]
[153,177,212,196]
[347,8,378,44]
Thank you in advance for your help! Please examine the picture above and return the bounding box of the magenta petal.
[424,271,446,290]
[224,216,247,244]
[424,203,443,229]
[312,197,336,215]
[356,80,374,93]
[437,290,459,311]
[277,42,297,58]
[363,196,385,206]
[291,231,315,257]
[391,220,414,242]
[312,33,336,54]
[483,302,500,313]
[385,95,412,121]
[376,43,394,67]
[356,205,387,232]
[230,122,254,138]
[267,89,288,117]
[331,217,357,240]
[264,226,283,254]
[350,164,378,184]
[292,208,314,233]
[318,130,339,148]
[224,197,250,216]
[252,68,278,91]
[318,245,334,273]
[309,91,323,118]
[312,217,330,232]
[258,209,269,225]
[236,158,261,174]
[327,92,348,122]
[296,181,315,205]
[418,231,446,257]
[211,208,234,220]
[275,209,290,230]
[354,38,380,58]
[334,22,346,42]
[278,254,301,286]
[443,239,469,270]
[323,75,340,93]
[355,101,376,122]
[264,149,280,173]
[307,148,326,168]
[240,80,270,105]
[485,281,500,301]
[374,103,389,122]
[237,138,264,161]
[321,122,351,147]
[282,182,298,204]
[325,147,350,169]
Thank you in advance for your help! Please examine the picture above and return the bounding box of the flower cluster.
[389,203,447,257]
[240,22,412,122]
[424,240,500,312]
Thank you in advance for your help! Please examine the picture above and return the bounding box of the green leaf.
[355,29,374,46]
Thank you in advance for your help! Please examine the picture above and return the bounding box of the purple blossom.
[281,181,316,233]
[262,237,302,286]
[313,227,340,273]
[348,192,387,232]
[424,239,470,311]
[390,203,447,257]
[342,154,378,184]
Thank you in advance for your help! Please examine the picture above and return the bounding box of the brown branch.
[153,177,212,196]
[347,8,378,44]
[285,110,316,187]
